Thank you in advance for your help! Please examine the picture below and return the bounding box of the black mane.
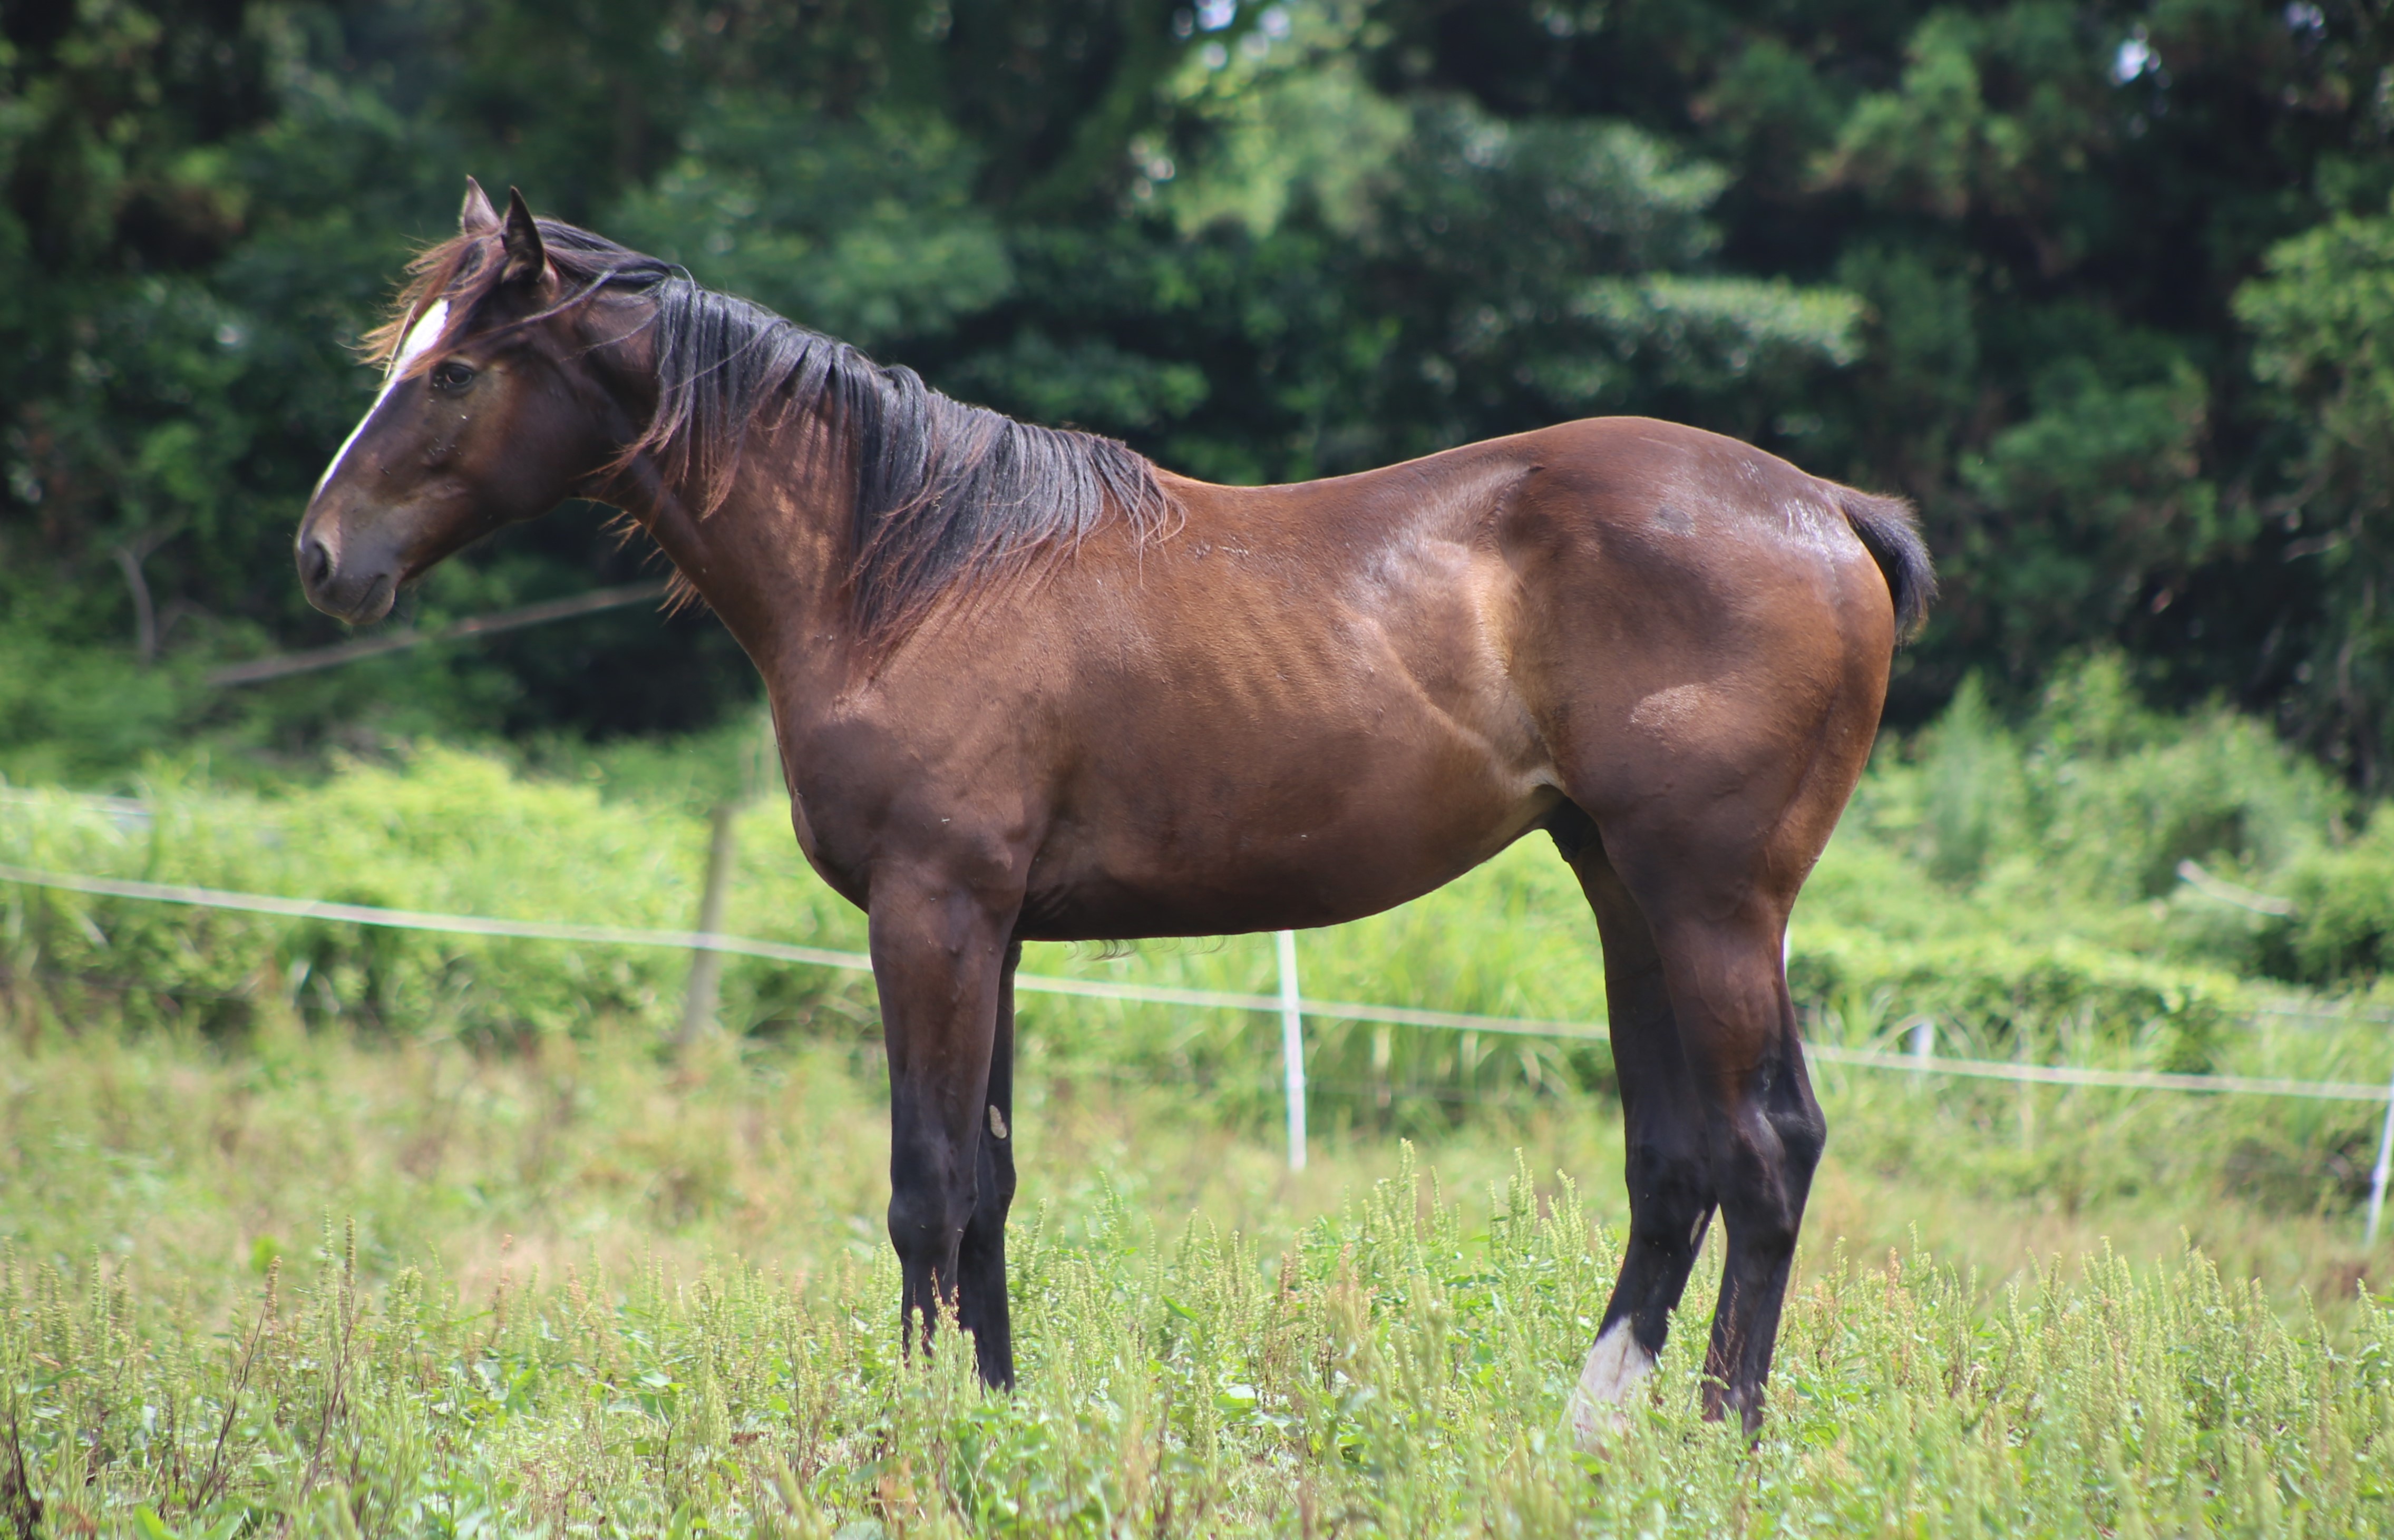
[390,219,1179,639]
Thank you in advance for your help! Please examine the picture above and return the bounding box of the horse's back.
[1170,415,1911,651]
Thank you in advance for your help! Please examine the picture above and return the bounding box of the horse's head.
[296,182,632,623]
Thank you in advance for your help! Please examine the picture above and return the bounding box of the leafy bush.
[1,748,811,1042]
[7,667,2393,1137]
[0,618,193,785]
[1793,928,2245,1073]
[2275,806,2394,981]
[1865,655,2344,902]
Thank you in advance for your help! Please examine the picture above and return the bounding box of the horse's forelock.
[362,222,660,379]
[360,233,492,371]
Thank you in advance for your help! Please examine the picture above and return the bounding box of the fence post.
[678,801,741,1048]
[2367,1057,2394,1246]
[678,711,776,1051]
[1276,929,1307,1172]
[1910,1016,1935,1069]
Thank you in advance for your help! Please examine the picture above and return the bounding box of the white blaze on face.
[312,299,451,498]
[1561,1320,1655,1451]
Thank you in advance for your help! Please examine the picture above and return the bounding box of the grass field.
[6,1019,2394,1537]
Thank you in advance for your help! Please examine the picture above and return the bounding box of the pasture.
[5,1022,2393,1536]
[7,665,2394,1534]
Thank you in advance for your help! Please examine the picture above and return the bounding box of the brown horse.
[296,183,1929,1440]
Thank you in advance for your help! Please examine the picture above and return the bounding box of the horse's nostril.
[299,537,333,589]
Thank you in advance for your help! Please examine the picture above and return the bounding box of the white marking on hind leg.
[1561,1320,1654,1451]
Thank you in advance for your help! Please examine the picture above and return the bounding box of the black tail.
[1829,485,1934,642]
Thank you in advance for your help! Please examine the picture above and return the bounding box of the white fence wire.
[4,857,2389,1100]
[5,854,2394,1222]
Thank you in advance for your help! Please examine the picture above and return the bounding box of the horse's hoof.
[1562,1389,1630,1455]
[1562,1321,1655,1454]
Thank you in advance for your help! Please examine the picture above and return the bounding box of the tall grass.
[22,1184,2392,1536]
[3,1021,2392,1536]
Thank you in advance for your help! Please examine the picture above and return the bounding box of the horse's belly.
[1017,755,1562,941]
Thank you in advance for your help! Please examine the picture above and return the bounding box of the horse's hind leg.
[1668,898,1823,1431]
[956,940,1021,1388]
[1601,814,1828,1435]
[1553,807,1718,1445]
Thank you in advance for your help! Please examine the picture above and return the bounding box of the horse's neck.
[615,418,855,683]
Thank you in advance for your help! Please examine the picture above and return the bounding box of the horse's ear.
[500,188,547,286]
[460,177,500,235]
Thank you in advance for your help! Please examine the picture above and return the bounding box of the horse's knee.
[887,1172,974,1265]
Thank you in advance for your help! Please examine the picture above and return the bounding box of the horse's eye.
[430,360,476,391]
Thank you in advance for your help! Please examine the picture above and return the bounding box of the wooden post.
[677,708,776,1050]
[678,801,740,1047]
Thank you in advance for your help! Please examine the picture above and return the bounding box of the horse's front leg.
[870,878,1019,1386]
[956,940,1021,1388]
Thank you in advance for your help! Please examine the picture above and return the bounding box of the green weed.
[1,1018,2391,1535]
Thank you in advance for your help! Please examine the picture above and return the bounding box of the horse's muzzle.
[296,530,399,625]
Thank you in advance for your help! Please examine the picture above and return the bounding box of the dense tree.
[4,1,2392,784]
[1363,0,2394,757]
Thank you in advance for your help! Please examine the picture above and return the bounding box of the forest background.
[9,0,2394,787]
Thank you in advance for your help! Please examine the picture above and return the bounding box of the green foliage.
[0,615,191,784]
[614,105,1013,350]
[11,669,2394,1141]
[1153,11,1408,239]
[1845,654,2349,967]
[0,747,782,1040]
[2236,201,2394,783]
[1798,930,2244,1074]
[1821,6,2109,231]
[2278,807,2394,983]
[2239,202,2394,500]
[1960,338,2224,668]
